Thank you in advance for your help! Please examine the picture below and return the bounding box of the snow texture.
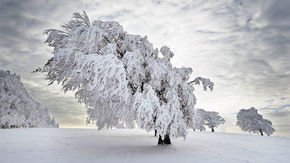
[237,107,275,136]
[0,70,58,128]
[0,128,289,163]
[40,11,213,139]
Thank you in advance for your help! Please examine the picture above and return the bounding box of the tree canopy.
[237,107,275,136]
[192,109,225,132]
[38,11,213,143]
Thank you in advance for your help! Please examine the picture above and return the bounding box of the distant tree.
[38,11,213,145]
[192,109,206,132]
[0,70,58,128]
[192,109,224,132]
[203,111,225,132]
[237,107,275,136]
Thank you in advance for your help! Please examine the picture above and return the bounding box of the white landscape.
[1,129,289,163]
[1,1,290,163]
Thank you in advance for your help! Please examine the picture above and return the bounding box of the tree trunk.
[154,130,157,137]
[193,129,195,131]
[211,128,214,132]
[158,135,163,145]
[259,129,263,136]
[158,134,171,145]
[164,135,171,144]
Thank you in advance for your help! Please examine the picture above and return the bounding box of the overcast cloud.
[0,0,289,136]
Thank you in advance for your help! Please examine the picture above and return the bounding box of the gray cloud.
[260,103,290,112]
[266,111,290,118]
[204,0,290,98]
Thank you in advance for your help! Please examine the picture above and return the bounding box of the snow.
[1,129,289,163]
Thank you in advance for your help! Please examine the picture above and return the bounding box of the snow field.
[1,129,289,163]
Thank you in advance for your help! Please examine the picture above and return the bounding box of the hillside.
[0,129,289,163]
[0,70,57,128]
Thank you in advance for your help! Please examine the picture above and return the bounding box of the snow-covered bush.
[39,11,213,144]
[0,70,58,128]
[237,107,275,136]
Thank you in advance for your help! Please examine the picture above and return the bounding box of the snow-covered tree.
[237,107,275,136]
[192,109,206,131]
[192,109,225,132]
[203,111,225,132]
[0,70,58,128]
[38,11,213,144]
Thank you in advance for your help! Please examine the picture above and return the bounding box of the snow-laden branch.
[189,77,214,91]
[62,11,90,30]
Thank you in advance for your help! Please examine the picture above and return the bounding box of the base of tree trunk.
[158,135,171,145]
[259,130,263,136]
[211,128,215,132]
[154,130,157,137]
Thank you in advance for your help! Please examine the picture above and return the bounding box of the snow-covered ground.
[0,129,289,163]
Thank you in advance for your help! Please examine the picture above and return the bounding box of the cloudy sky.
[0,0,289,137]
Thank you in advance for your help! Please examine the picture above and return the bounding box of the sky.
[0,0,289,137]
